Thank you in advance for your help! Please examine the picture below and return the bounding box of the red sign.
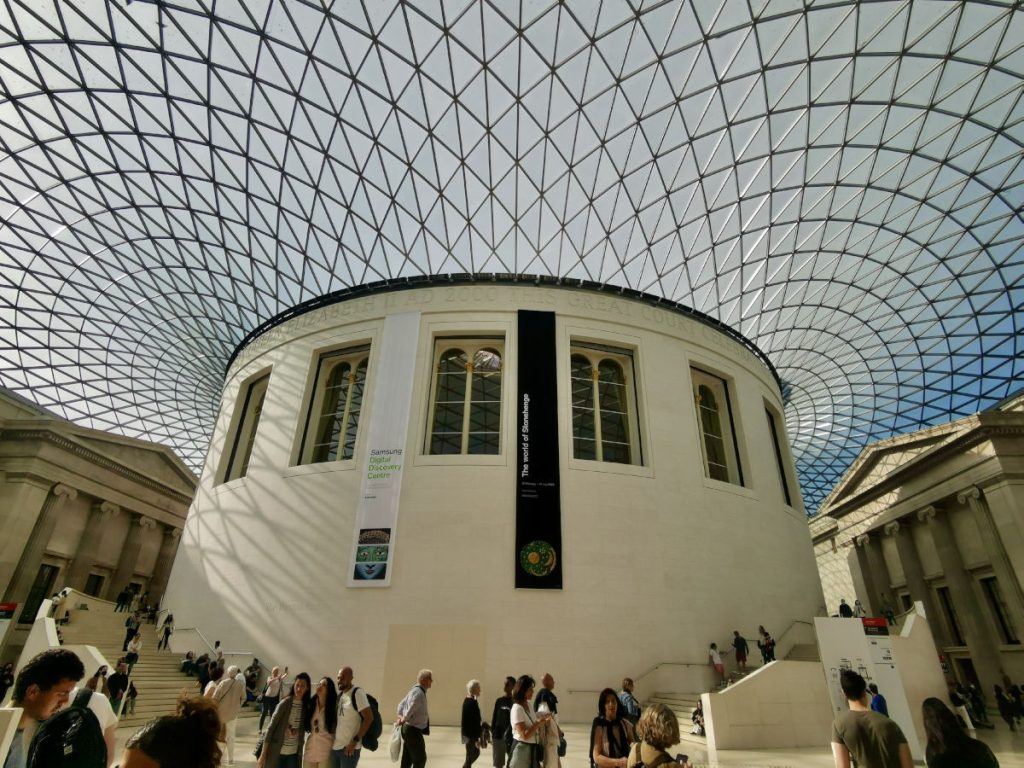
[0,602,16,620]
[862,617,889,636]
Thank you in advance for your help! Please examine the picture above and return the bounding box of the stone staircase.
[59,601,260,729]
[645,692,705,746]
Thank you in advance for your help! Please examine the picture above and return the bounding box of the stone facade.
[0,388,196,662]
[811,391,1024,695]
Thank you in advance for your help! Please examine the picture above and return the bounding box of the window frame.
[691,367,744,486]
[979,575,1020,645]
[297,344,372,466]
[764,403,794,506]
[935,585,965,646]
[569,341,643,466]
[424,336,505,456]
[220,371,271,484]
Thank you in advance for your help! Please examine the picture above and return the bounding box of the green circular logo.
[519,540,557,577]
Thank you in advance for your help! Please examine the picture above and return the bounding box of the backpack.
[26,688,106,768]
[352,687,383,751]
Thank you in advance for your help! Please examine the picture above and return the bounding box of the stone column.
[106,515,156,599]
[0,476,56,595]
[918,505,1004,692]
[854,532,893,616]
[884,519,945,645]
[65,501,120,592]
[2,484,77,604]
[959,485,1024,634]
[147,526,181,607]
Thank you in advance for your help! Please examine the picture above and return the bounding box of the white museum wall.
[164,285,824,724]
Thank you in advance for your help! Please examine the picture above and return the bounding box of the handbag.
[389,723,403,762]
[558,736,567,757]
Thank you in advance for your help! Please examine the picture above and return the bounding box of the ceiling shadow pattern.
[0,0,1021,513]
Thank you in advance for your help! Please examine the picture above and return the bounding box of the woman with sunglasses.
[303,676,338,767]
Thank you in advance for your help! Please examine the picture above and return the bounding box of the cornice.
[0,428,195,506]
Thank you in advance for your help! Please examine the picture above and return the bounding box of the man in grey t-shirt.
[831,670,911,768]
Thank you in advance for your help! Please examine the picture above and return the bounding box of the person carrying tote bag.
[509,675,551,768]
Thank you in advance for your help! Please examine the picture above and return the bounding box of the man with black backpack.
[333,666,378,767]
[3,648,106,768]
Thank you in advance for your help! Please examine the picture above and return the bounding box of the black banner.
[516,310,562,589]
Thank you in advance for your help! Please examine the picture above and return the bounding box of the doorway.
[19,564,59,623]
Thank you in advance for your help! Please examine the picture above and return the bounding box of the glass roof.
[1,0,1021,513]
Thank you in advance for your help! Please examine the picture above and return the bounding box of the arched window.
[428,341,503,455]
[299,346,371,464]
[692,368,743,485]
[570,345,639,464]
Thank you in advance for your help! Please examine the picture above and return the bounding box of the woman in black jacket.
[462,679,488,768]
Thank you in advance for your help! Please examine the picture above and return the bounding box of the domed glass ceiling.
[1,0,1021,513]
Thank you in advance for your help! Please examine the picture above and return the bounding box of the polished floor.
[113,714,1024,767]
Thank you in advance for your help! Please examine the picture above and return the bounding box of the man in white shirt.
[333,666,372,768]
[396,669,432,768]
[214,665,246,766]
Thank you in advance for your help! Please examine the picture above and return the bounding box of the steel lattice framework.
[1,0,1022,513]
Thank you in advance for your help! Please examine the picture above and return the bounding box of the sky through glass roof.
[0,0,1021,513]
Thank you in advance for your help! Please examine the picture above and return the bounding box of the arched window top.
[326,360,352,386]
[474,348,501,372]
[598,358,625,383]
[570,354,592,377]
[697,383,718,409]
[438,348,468,372]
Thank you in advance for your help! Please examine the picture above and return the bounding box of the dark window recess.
[765,408,792,505]
[20,564,59,623]
[936,586,965,646]
[84,573,105,597]
[980,576,1020,644]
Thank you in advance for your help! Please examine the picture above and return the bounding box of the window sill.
[567,458,653,478]
[414,453,508,468]
[700,476,757,499]
[282,460,358,478]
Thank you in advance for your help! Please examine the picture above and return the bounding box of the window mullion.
[592,366,603,462]
[338,366,356,459]
[461,360,474,454]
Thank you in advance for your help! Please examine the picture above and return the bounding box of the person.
[245,658,261,701]
[708,643,726,685]
[115,587,130,613]
[84,665,109,697]
[303,676,337,767]
[966,684,992,727]
[920,697,998,767]
[125,631,143,673]
[65,677,119,767]
[618,678,640,727]
[830,669,912,768]
[204,664,225,697]
[462,679,487,768]
[533,673,558,716]
[690,699,704,736]
[839,599,854,618]
[1008,679,1023,725]
[509,675,550,768]
[115,694,222,768]
[125,679,139,716]
[123,611,141,652]
[259,673,311,768]
[333,666,372,768]
[107,661,130,716]
[994,685,1016,731]
[2,648,86,768]
[881,594,896,626]
[490,676,515,768]
[158,613,174,650]
[590,687,634,768]
[626,701,692,768]
[948,680,974,731]
[868,683,888,716]
[853,600,867,617]
[397,669,432,768]
[732,631,749,672]
[261,666,288,732]
[180,651,196,676]
[533,673,563,743]
[757,626,775,663]
[214,665,246,765]
[0,662,14,703]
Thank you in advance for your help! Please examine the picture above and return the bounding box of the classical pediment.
[822,420,973,510]
[68,432,197,496]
